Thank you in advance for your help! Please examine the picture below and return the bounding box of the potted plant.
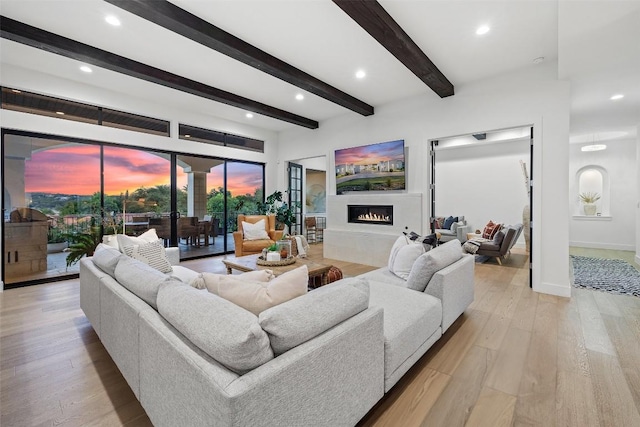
[47,226,68,254]
[66,226,102,267]
[260,191,299,232]
[579,192,600,216]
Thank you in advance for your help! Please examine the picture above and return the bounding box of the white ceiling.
[1,0,638,141]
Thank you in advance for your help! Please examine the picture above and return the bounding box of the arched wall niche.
[575,165,610,216]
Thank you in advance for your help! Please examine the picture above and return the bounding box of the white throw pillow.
[217,265,309,315]
[122,239,173,273]
[389,242,425,280]
[406,240,463,292]
[190,270,274,294]
[388,235,410,271]
[116,229,160,253]
[242,219,270,240]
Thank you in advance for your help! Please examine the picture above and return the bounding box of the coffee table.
[223,254,333,286]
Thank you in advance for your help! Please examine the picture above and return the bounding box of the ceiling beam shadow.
[332,0,454,98]
[105,0,375,116]
[0,16,319,129]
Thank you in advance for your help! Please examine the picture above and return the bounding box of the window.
[179,123,264,153]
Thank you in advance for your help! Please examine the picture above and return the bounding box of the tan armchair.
[233,214,283,257]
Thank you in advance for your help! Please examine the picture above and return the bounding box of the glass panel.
[102,108,170,136]
[3,134,100,284]
[176,155,225,259]
[103,146,170,240]
[227,161,265,250]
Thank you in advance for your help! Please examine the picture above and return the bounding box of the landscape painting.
[335,139,406,195]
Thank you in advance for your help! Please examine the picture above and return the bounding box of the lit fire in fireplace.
[357,213,391,222]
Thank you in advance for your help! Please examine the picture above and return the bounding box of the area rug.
[570,255,640,297]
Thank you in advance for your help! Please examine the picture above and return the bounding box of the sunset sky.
[335,139,404,165]
[24,145,263,197]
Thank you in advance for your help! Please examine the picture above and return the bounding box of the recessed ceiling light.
[476,25,490,35]
[610,94,624,100]
[246,113,254,119]
[355,70,366,79]
[105,15,121,26]
[56,111,65,115]
[184,134,191,138]
[11,89,21,94]
[581,144,607,152]
[80,65,92,73]
[295,93,304,101]
[533,57,545,64]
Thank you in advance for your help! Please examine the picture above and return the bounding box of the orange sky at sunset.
[25,145,262,197]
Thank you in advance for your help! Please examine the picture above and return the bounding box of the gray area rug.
[570,255,640,297]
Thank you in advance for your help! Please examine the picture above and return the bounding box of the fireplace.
[348,205,393,225]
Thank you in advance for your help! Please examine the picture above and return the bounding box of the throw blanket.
[463,237,491,254]
[294,235,309,258]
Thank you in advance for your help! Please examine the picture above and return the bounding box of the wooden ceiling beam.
[105,0,375,116]
[332,0,454,98]
[0,16,319,129]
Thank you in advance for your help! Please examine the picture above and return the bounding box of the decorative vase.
[583,204,597,216]
[522,205,530,253]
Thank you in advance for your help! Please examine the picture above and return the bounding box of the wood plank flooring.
[1,246,639,426]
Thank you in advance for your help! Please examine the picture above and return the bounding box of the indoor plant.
[260,190,299,232]
[579,192,600,216]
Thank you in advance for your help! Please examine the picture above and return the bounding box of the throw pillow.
[389,242,425,280]
[122,240,173,273]
[116,229,160,253]
[259,277,369,355]
[190,270,274,294]
[406,240,463,292]
[434,216,445,229]
[482,220,502,240]
[388,235,410,271]
[242,219,270,240]
[92,243,124,277]
[216,265,309,315]
[157,281,274,375]
[443,216,455,229]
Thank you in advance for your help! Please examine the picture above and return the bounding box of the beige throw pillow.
[116,229,160,253]
[242,219,270,240]
[217,265,309,315]
[190,270,274,294]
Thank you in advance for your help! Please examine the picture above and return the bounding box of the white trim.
[570,241,635,251]
[535,281,571,298]
[635,254,640,265]
[572,215,612,221]
[0,281,4,292]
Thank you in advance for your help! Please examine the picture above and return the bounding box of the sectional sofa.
[80,238,474,426]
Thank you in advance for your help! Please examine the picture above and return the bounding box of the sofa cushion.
[157,281,274,375]
[122,240,173,273]
[243,239,275,253]
[358,267,407,288]
[259,277,369,355]
[92,243,124,277]
[114,256,170,310]
[389,243,425,280]
[368,280,442,382]
[190,270,273,293]
[242,219,269,240]
[168,265,200,284]
[116,229,160,252]
[216,265,308,315]
[406,240,463,292]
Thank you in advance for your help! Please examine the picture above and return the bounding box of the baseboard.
[636,254,640,265]
[534,281,571,298]
[569,241,635,251]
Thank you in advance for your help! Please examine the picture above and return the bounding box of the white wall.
[0,64,279,290]
[278,61,572,297]
[569,138,637,251]
[435,139,530,246]
[637,127,640,265]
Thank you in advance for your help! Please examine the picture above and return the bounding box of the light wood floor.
[1,246,639,426]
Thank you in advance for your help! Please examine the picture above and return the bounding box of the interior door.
[288,162,303,235]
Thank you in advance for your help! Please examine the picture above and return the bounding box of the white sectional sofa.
[80,238,474,426]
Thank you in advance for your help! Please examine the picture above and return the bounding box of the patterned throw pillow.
[434,217,445,229]
[122,240,173,273]
[482,220,503,240]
